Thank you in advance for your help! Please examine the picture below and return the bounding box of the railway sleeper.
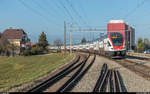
[27,55,82,92]
[57,54,90,92]
[94,63,125,92]
[93,63,108,92]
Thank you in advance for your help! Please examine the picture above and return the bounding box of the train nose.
[117,51,120,55]
[121,51,126,56]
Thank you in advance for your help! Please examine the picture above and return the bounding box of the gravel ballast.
[71,55,150,92]
[126,58,150,67]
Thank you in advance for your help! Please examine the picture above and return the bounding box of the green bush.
[20,49,31,56]
[31,47,40,55]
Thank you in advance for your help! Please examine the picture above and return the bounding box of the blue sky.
[0,0,150,44]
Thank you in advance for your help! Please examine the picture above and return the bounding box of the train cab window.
[110,32,123,46]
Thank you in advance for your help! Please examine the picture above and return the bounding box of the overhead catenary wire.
[57,0,80,28]
[56,0,102,44]
[79,0,91,27]
[123,0,148,19]
[17,0,62,27]
[65,0,90,28]
[31,0,58,19]
[64,0,96,44]
[39,0,70,22]
[110,0,148,23]
[40,0,62,17]
[50,0,70,22]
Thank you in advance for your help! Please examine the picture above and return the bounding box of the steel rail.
[60,54,96,92]
[109,70,113,92]
[56,54,90,92]
[99,70,110,92]
[93,63,108,92]
[27,55,83,92]
[93,63,124,92]
[112,70,116,92]
[114,59,150,80]
[114,70,122,92]
[106,70,111,92]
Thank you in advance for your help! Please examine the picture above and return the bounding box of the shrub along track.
[27,53,96,92]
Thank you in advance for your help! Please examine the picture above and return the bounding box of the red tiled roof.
[26,41,31,45]
[2,29,26,39]
[31,43,37,46]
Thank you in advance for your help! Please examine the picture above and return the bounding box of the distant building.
[107,20,135,50]
[2,28,30,53]
[31,43,37,47]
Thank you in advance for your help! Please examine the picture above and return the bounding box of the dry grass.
[0,53,73,92]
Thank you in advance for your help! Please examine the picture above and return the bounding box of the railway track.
[93,63,124,92]
[91,50,150,81]
[57,54,96,92]
[114,59,150,80]
[27,53,86,92]
[27,53,96,92]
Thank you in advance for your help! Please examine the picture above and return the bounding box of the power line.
[57,0,80,27]
[65,0,90,28]
[37,0,69,21]
[79,0,91,27]
[58,0,74,21]
[65,0,85,25]
[32,0,57,18]
[50,0,70,21]
[17,0,62,27]
[41,0,61,17]
[123,0,148,19]
[72,28,107,32]
[31,0,64,27]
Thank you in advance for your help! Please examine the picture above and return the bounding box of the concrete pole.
[70,24,72,54]
[64,21,66,53]
[98,40,100,56]
[130,31,132,50]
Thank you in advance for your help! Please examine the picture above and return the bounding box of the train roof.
[109,20,124,23]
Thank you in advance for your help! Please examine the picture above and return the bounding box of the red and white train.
[64,32,126,57]
[98,32,126,56]
[59,20,135,57]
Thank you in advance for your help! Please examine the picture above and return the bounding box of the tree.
[53,39,62,50]
[9,44,17,56]
[0,33,10,56]
[81,37,86,44]
[136,38,145,53]
[38,32,49,51]
[20,49,31,56]
[144,38,150,50]
[31,47,40,55]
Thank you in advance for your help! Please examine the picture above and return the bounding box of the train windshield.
[109,32,123,46]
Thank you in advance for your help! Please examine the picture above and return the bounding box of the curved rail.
[27,54,82,92]
[57,54,96,92]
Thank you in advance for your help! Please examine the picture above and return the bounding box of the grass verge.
[0,53,73,92]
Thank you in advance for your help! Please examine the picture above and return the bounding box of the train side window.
[107,41,111,46]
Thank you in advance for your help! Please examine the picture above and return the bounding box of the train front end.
[107,32,126,56]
